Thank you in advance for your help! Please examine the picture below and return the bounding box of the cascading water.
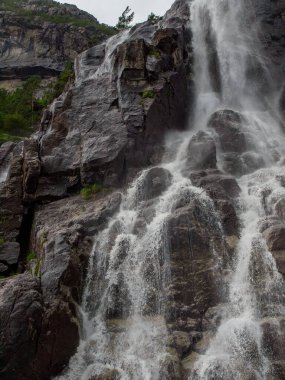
[57,0,285,379]
[189,0,285,378]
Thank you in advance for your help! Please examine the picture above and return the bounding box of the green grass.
[80,183,105,200]
[148,47,161,59]
[26,250,36,262]
[142,90,156,99]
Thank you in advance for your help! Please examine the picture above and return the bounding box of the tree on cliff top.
[116,6,134,30]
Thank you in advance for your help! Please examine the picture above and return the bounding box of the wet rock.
[271,250,285,276]
[89,369,120,380]
[261,318,285,362]
[0,1,113,80]
[189,170,240,236]
[208,110,246,154]
[166,195,225,324]
[275,197,285,220]
[263,224,285,251]
[208,109,247,175]
[136,167,172,202]
[185,131,217,171]
[0,242,20,265]
[0,273,43,380]
[169,331,192,358]
[23,139,41,203]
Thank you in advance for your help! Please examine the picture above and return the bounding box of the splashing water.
[190,0,285,378]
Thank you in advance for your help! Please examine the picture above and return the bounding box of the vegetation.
[116,6,134,30]
[0,63,75,142]
[147,13,162,24]
[26,250,36,262]
[0,237,4,245]
[0,0,115,41]
[38,62,75,107]
[149,47,161,59]
[142,90,156,99]
[80,183,105,200]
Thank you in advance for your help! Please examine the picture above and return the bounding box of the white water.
[57,0,285,379]
[190,0,285,378]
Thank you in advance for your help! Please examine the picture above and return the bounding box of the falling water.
[57,0,285,379]
[190,0,285,378]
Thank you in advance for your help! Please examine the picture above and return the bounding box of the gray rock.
[0,242,20,265]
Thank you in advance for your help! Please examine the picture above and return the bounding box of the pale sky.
[58,0,174,26]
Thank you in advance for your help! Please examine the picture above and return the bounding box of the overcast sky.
[58,0,174,26]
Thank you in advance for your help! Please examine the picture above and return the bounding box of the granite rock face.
[0,0,114,80]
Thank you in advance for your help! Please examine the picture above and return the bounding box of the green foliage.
[147,13,162,24]
[0,75,41,142]
[0,63,75,142]
[80,183,105,200]
[116,6,134,30]
[39,62,75,107]
[148,47,161,59]
[26,250,36,262]
[0,237,4,245]
[142,90,155,99]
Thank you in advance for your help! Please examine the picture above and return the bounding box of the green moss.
[80,182,105,200]
[26,250,36,262]
[148,47,161,59]
[142,90,156,99]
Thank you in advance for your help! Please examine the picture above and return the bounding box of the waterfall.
[56,0,285,379]
[190,0,285,378]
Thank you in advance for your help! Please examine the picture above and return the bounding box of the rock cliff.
[0,0,285,379]
[0,0,114,80]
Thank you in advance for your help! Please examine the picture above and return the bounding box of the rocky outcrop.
[0,0,114,80]
[0,1,192,378]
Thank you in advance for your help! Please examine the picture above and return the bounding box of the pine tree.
[116,6,134,30]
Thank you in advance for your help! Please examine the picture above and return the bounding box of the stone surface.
[264,224,285,251]
[0,0,114,80]
[0,273,43,380]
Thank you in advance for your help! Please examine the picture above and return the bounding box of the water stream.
[57,0,285,379]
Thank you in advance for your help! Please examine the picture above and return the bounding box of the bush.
[80,183,105,200]
[142,90,155,99]
[26,251,36,262]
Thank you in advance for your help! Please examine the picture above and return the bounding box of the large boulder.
[0,273,43,380]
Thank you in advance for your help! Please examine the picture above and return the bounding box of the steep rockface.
[0,0,114,80]
[0,0,285,379]
[0,1,192,378]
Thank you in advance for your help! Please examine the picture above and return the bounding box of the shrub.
[80,182,105,200]
[142,90,155,99]
[26,251,36,262]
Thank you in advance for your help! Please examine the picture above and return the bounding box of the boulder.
[185,131,217,171]
[0,273,43,380]
[263,224,285,251]
[136,167,172,202]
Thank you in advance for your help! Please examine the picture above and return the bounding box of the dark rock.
[0,242,20,265]
[185,131,217,171]
[136,167,172,202]
[0,0,114,80]
[208,110,246,154]
[0,273,43,380]
[263,224,285,251]
[166,195,225,324]
[207,110,247,175]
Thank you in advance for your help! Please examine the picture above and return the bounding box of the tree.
[116,6,134,30]
[147,12,162,24]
